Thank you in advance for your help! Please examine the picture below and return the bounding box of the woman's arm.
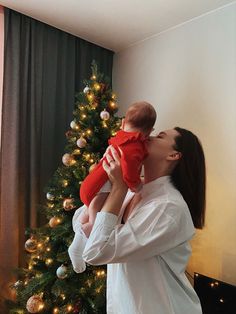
[82,147,195,265]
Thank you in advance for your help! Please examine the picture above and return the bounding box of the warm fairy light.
[111,93,116,99]
[219,298,224,303]
[94,83,100,91]
[89,159,94,164]
[96,270,106,277]
[80,105,85,110]
[81,114,87,119]
[46,247,51,252]
[24,280,28,286]
[53,308,59,313]
[45,258,53,265]
[109,101,116,109]
[95,286,102,293]
[215,281,219,286]
[87,94,94,102]
[86,129,92,135]
[67,305,73,312]
[57,218,61,223]
[38,303,44,311]
[91,75,96,80]
[62,180,68,187]
[82,132,86,136]
[28,265,33,270]
[37,255,40,259]
[46,236,50,241]
[73,149,81,155]
[48,203,54,208]
[37,243,43,248]
[111,131,117,136]
[61,294,66,300]
[210,283,214,287]
[195,273,199,277]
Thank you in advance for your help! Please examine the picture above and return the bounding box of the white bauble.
[70,120,79,130]
[46,192,54,201]
[100,109,110,121]
[83,86,90,93]
[76,136,87,148]
[26,295,44,313]
[56,264,67,279]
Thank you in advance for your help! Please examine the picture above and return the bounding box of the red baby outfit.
[80,130,148,206]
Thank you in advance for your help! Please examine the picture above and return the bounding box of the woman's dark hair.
[171,127,206,229]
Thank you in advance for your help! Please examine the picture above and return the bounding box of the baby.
[68,101,157,273]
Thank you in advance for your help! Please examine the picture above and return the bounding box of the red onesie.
[80,130,148,206]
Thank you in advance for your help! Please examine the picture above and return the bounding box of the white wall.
[113,3,236,285]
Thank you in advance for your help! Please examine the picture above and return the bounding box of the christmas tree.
[8,61,121,314]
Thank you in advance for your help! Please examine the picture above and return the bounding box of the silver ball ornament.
[83,86,90,93]
[56,264,67,279]
[100,109,110,121]
[25,238,37,253]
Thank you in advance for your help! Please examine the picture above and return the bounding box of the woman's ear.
[166,151,182,161]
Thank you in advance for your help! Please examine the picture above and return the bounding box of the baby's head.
[123,101,157,136]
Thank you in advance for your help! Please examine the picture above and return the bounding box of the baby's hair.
[125,101,157,133]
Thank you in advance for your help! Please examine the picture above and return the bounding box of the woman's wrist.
[101,183,128,216]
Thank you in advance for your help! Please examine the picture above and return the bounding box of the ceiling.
[0,0,235,52]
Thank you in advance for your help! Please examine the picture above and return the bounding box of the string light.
[81,114,87,119]
[24,280,28,286]
[45,258,53,266]
[89,159,94,164]
[62,180,68,187]
[86,129,92,136]
[67,304,73,312]
[28,265,33,270]
[94,83,101,91]
[46,247,51,252]
[48,203,54,208]
[61,294,66,300]
[37,243,43,249]
[53,308,59,314]
[38,303,44,311]
[109,101,117,109]
[87,94,94,102]
[73,149,81,155]
[219,298,224,303]
[111,131,117,136]
[91,75,96,80]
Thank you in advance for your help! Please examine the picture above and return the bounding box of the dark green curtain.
[0,8,113,305]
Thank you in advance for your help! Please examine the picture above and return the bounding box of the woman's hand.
[102,146,127,191]
[101,146,128,216]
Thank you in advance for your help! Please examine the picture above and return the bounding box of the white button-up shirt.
[76,176,202,314]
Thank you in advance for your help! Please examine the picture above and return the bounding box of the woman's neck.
[143,162,171,184]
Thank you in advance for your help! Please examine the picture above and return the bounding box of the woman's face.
[145,129,180,162]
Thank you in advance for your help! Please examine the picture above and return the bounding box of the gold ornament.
[26,295,44,313]
[25,237,37,253]
[73,148,81,155]
[109,100,117,109]
[63,198,75,211]
[49,217,61,228]
[62,153,76,166]
[93,83,101,91]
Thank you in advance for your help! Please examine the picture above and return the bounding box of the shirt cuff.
[95,212,119,228]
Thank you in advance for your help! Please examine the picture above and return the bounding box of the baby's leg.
[81,193,109,238]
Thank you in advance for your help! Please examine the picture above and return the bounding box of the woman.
[70,127,206,314]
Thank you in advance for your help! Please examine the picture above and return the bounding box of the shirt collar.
[141,176,171,198]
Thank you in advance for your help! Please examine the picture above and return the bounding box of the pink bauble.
[26,295,44,313]
[76,137,87,148]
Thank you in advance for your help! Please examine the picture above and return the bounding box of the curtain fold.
[0,6,4,148]
[0,8,113,306]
